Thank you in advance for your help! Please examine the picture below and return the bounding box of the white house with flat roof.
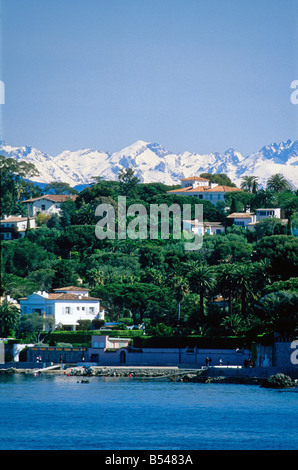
[227,208,284,230]
[183,219,225,235]
[0,215,36,240]
[19,286,104,331]
[226,212,257,227]
[255,208,281,219]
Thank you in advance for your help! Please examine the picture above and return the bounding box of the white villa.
[22,194,78,217]
[19,286,105,331]
[183,220,225,236]
[227,208,285,229]
[0,215,36,240]
[167,176,241,205]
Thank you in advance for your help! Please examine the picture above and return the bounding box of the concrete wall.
[274,337,298,368]
[88,347,251,367]
[26,346,87,363]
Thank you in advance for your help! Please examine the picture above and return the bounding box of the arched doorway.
[120,350,126,364]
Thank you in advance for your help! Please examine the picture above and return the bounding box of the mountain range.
[1,139,298,189]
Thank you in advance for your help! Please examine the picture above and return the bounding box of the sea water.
[0,374,297,450]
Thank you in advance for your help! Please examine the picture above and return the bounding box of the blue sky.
[1,0,298,156]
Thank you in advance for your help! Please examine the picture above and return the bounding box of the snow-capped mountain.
[1,139,298,189]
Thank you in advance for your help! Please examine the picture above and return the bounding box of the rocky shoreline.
[1,365,297,389]
[70,367,297,388]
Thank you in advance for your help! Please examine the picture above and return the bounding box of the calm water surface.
[0,374,297,450]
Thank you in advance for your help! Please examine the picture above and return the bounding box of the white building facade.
[183,220,225,235]
[0,215,36,240]
[227,208,284,230]
[22,194,77,217]
[19,286,104,331]
[168,176,242,206]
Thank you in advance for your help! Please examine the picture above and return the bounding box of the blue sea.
[0,374,297,451]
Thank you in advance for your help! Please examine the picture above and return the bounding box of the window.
[65,306,71,314]
[41,204,46,211]
[89,307,95,314]
[77,306,80,311]
[93,341,104,348]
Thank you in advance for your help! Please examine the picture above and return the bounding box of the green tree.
[255,235,298,280]
[221,313,246,336]
[44,182,78,195]
[118,168,140,197]
[169,275,190,331]
[75,202,96,225]
[215,264,238,315]
[240,175,259,193]
[57,225,102,260]
[0,300,21,337]
[3,239,55,277]
[59,199,78,227]
[184,261,215,320]
[51,259,79,289]
[200,173,236,187]
[254,218,287,239]
[267,173,291,192]
[0,156,39,217]
[254,291,298,335]
[253,189,277,208]
[233,263,255,317]
[19,312,55,342]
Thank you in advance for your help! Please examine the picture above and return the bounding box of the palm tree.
[267,173,291,192]
[184,261,215,320]
[233,264,254,318]
[170,275,190,331]
[254,188,277,208]
[240,175,259,193]
[0,300,21,337]
[215,264,238,316]
[221,313,246,335]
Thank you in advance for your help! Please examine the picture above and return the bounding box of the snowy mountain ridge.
[1,139,298,189]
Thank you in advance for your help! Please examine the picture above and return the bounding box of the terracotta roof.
[168,185,241,194]
[205,185,241,193]
[19,293,101,301]
[0,216,35,223]
[227,212,255,218]
[203,221,225,226]
[53,286,89,292]
[167,186,193,193]
[47,293,101,301]
[183,219,224,227]
[22,194,78,203]
[181,176,210,181]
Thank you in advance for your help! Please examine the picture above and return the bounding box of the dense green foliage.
[1,161,298,341]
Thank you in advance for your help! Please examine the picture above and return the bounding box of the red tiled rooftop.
[22,194,78,203]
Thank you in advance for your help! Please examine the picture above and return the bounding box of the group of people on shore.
[205,356,253,367]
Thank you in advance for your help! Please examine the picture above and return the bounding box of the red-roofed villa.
[167,176,241,205]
